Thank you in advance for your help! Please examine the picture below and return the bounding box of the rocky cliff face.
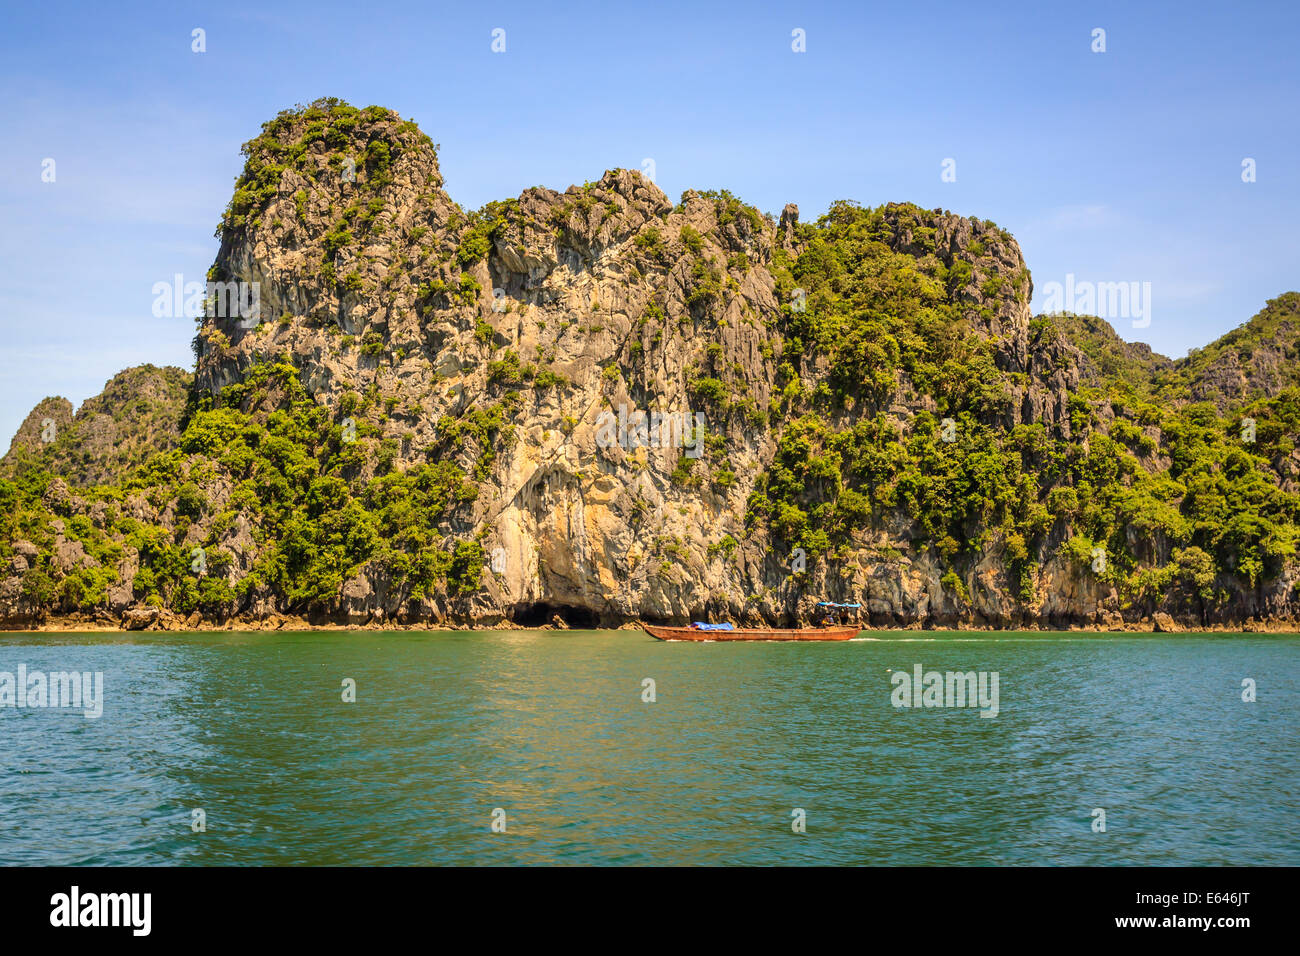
[2,365,191,487]
[3,99,1298,631]
[1179,292,1300,410]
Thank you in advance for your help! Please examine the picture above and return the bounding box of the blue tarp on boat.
[690,622,735,631]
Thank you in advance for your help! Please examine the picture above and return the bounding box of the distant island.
[3,98,1299,633]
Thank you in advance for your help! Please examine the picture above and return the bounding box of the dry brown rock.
[1152,612,1179,633]
[122,606,160,630]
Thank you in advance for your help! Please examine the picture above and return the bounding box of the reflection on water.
[0,630,1296,865]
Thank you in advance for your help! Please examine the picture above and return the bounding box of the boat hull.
[641,623,859,642]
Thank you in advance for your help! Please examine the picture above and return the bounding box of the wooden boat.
[641,623,860,642]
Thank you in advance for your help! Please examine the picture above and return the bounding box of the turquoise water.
[0,629,1295,865]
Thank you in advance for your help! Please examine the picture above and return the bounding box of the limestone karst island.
[3,99,1299,633]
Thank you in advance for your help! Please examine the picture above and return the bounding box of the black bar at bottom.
[0,865,1286,943]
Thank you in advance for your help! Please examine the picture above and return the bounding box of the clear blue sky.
[2,0,1297,444]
